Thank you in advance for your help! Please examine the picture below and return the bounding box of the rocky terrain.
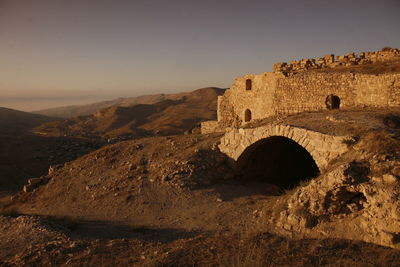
[2,215,399,266]
[1,107,400,266]
[0,108,105,194]
[0,87,224,195]
[0,134,106,194]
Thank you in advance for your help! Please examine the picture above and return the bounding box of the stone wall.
[273,72,400,114]
[273,48,400,75]
[216,72,281,124]
[201,49,400,134]
[206,72,400,130]
[200,120,224,134]
[273,72,356,115]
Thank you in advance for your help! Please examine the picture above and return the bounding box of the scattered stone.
[383,174,398,184]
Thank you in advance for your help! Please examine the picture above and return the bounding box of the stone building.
[201,48,400,134]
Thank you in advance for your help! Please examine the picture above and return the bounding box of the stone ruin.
[273,48,400,76]
[201,48,400,134]
[201,49,400,248]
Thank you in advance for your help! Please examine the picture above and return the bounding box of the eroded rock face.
[272,161,400,248]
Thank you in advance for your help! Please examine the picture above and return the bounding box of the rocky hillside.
[34,87,225,119]
[4,108,400,247]
[0,107,106,193]
[0,87,224,193]
[2,108,400,264]
[0,134,106,193]
[0,107,57,136]
[33,87,225,138]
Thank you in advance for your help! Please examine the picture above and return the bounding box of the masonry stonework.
[202,49,400,133]
[273,48,400,75]
[201,49,400,249]
[219,124,352,170]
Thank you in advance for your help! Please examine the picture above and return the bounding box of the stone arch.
[325,94,341,109]
[245,79,252,90]
[219,124,351,171]
[236,136,320,189]
[244,109,252,122]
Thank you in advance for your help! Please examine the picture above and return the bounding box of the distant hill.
[33,91,202,119]
[33,87,225,138]
[0,108,61,191]
[0,107,58,136]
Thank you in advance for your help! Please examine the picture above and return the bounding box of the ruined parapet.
[361,48,400,63]
[273,59,320,76]
[273,48,400,75]
[201,120,224,134]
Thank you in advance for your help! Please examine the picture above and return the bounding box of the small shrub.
[342,136,359,147]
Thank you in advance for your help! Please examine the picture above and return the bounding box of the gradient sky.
[0,0,399,111]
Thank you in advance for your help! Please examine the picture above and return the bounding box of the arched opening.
[236,136,319,189]
[325,94,341,109]
[244,109,252,122]
[245,79,252,90]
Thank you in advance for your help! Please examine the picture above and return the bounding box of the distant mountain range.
[33,89,217,119]
[32,87,225,138]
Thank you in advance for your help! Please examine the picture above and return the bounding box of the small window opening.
[244,109,252,122]
[325,94,341,110]
[246,79,252,90]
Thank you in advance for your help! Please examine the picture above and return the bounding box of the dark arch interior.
[325,94,341,109]
[236,136,319,189]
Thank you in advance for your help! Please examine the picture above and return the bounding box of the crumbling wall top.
[273,48,400,76]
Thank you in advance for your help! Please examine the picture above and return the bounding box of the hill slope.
[0,107,105,193]
[2,108,400,265]
[34,87,225,138]
[0,107,57,136]
[7,108,400,249]
[33,88,222,119]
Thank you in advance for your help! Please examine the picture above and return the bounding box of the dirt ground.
[2,215,400,266]
[1,108,400,266]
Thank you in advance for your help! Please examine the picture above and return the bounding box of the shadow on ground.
[45,217,202,243]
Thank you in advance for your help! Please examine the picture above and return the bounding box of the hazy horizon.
[0,86,208,111]
[0,94,123,112]
[1,0,399,111]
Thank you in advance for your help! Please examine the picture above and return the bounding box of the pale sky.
[0,0,399,111]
